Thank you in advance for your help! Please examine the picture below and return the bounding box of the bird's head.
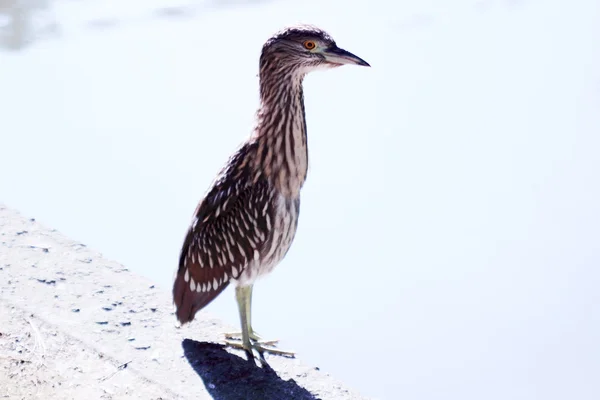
[260,25,370,77]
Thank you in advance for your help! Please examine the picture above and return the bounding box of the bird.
[172,24,369,362]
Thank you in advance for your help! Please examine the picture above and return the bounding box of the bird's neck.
[252,72,308,198]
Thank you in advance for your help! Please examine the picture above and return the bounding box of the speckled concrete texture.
[0,204,368,400]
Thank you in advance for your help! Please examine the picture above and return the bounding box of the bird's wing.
[173,162,273,324]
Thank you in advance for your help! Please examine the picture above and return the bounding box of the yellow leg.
[223,285,295,360]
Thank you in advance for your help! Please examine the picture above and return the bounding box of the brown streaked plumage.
[173,24,369,362]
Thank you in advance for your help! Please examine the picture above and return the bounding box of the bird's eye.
[303,40,316,50]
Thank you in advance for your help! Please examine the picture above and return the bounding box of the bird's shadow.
[182,339,319,400]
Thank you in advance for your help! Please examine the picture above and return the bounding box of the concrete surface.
[0,204,369,400]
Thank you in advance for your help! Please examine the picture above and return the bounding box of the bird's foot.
[224,331,271,343]
[223,332,294,359]
[224,338,295,359]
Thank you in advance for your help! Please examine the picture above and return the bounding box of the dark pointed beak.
[322,46,370,67]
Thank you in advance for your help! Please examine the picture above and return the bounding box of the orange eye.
[303,40,316,50]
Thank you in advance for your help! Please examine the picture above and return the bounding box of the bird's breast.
[253,98,309,199]
[235,192,300,286]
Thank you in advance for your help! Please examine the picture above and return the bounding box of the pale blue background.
[1,0,600,398]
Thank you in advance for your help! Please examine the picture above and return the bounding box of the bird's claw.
[223,332,294,359]
[224,338,295,358]
[224,331,269,343]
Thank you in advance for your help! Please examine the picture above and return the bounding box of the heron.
[173,25,369,362]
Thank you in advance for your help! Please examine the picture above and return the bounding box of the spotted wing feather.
[173,147,273,324]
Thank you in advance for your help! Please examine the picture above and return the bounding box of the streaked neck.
[253,71,308,198]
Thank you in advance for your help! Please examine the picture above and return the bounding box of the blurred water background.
[1,0,600,398]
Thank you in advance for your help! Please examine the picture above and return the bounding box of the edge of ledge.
[0,204,370,400]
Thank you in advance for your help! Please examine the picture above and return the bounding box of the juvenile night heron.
[173,25,369,361]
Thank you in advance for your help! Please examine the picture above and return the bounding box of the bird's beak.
[322,46,370,67]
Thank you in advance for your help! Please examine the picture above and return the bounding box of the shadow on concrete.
[182,339,319,400]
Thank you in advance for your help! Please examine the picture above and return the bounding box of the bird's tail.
[172,267,229,324]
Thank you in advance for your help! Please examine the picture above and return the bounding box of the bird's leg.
[237,285,254,360]
[224,285,268,342]
[225,286,279,344]
[224,285,295,359]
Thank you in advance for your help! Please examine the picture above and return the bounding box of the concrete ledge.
[0,204,367,400]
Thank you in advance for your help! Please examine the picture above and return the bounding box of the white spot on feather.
[241,214,250,231]
[227,231,236,244]
[184,269,189,282]
[190,277,196,292]
[262,201,268,216]
[237,243,247,260]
